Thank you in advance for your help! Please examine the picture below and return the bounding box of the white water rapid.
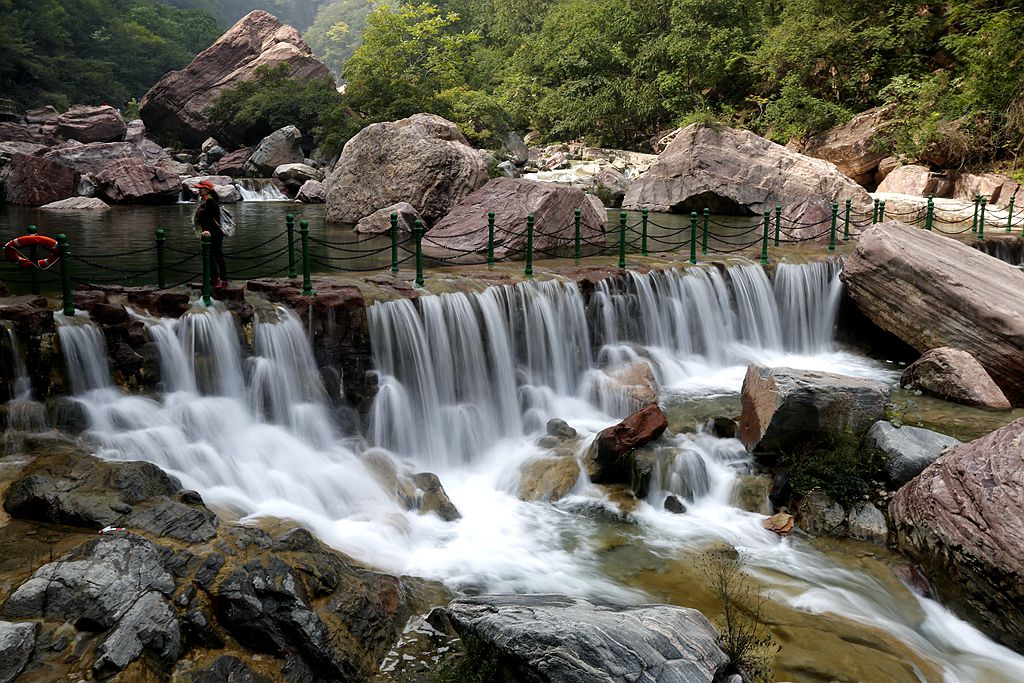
[51,260,1024,682]
[235,178,290,202]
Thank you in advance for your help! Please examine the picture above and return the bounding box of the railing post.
[774,205,782,247]
[390,213,400,273]
[760,210,770,265]
[843,199,851,240]
[689,212,698,264]
[155,228,166,289]
[300,219,313,296]
[286,213,297,279]
[641,207,649,256]
[828,202,838,251]
[526,214,535,277]
[925,196,934,231]
[413,218,425,287]
[872,198,879,224]
[702,208,710,254]
[971,194,980,233]
[56,233,74,316]
[617,212,627,269]
[201,232,212,306]
[978,197,986,240]
[27,225,39,295]
[573,209,581,262]
[487,211,496,265]
[1009,196,1016,233]
[879,200,886,222]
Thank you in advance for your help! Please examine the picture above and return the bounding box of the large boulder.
[446,595,731,683]
[841,221,1024,405]
[876,164,943,196]
[296,179,327,203]
[0,621,37,683]
[244,126,303,177]
[427,178,606,256]
[43,141,148,176]
[273,161,321,193]
[0,153,77,205]
[623,123,872,215]
[585,405,667,489]
[902,347,1011,410]
[799,106,896,187]
[865,420,961,486]
[325,114,488,224]
[139,11,330,147]
[890,418,1024,650]
[355,202,420,235]
[214,147,253,176]
[739,365,890,458]
[55,104,127,143]
[95,157,181,204]
[954,172,1020,209]
[0,140,47,172]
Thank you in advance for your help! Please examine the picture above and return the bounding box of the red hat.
[195,180,216,190]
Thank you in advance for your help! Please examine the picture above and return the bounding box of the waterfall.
[3,324,32,401]
[56,316,113,394]
[773,258,844,354]
[236,179,289,202]
[1,323,45,433]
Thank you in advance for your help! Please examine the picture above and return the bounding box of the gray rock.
[93,590,180,676]
[355,202,420,235]
[546,418,578,440]
[0,621,37,683]
[866,420,961,486]
[43,141,147,175]
[412,472,461,521]
[503,131,529,166]
[40,197,110,211]
[796,489,846,536]
[25,105,59,125]
[446,594,731,683]
[497,160,518,178]
[214,184,241,203]
[273,162,322,193]
[77,173,98,197]
[847,501,888,545]
[296,179,327,203]
[245,125,303,177]
[206,145,227,163]
[664,494,687,514]
[179,655,273,683]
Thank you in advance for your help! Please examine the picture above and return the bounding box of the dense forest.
[1,0,1021,171]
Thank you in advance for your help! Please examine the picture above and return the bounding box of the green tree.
[305,0,378,76]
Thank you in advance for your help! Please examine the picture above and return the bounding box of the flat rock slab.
[446,594,730,683]
[40,196,110,210]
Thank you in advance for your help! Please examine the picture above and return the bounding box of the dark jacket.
[195,196,222,234]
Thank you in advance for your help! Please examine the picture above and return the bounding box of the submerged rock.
[865,420,961,486]
[519,456,580,502]
[39,196,110,210]
[902,347,1011,410]
[446,594,731,683]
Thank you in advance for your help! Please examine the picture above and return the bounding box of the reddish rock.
[0,141,47,171]
[125,288,192,318]
[44,141,148,176]
[355,202,420,235]
[0,296,54,336]
[1,153,77,206]
[890,418,1024,650]
[586,405,668,486]
[799,105,896,187]
[903,347,1011,410]
[95,158,180,204]
[214,148,253,176]
[877,165,943,196]
[55,105,127,143]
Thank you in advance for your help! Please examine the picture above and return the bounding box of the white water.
[49,262,1024,682]
[1,323,45,433]
[236,178,290,202]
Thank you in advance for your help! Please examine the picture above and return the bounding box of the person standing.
[193,180,228,288]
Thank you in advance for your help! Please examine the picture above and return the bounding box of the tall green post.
[641,208,649,256]
[27,225,39,295]
[286,213,297,279]
[828,202,838,252]
[56,234,74,316]
[971,194,980,233]
[526,214,535,277]
[155,228,166,289]
[299,219,313,296]
[879,200,886,222]
[413,219,425,287]
[774,205,782,247]
[573,209,582,262]
[1007,196,1015,232]
[689,212,698,265]
[617,212,627,269]
[977,197,986,240]
[760,211,770,265]
[872,198,880,223]
[201,232,212,306]
[925,196,934,231]
[843,199,851,240]
[390,213,400,273]
[702,208,710,254]
[487,211,496,265]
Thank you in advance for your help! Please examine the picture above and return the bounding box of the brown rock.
[623,123,872,215]
[519,456,580,502]
[606,361,659,407]
[875,156,901,185]
[296,179,327,203]
[25,105,59,125]
[762,511,794,535]
[55,104,127,143]
[139,11,330,147]
[0,121,57,145]
[1,153,77,206]
[586,405,668,485]
[428,178,606,256]
[43,141,149,176]
[325,114,488,224]
[841,221,1024,405]
[877,165,943,196]
[739,365,890,459]
[95,158,180,204]
[411,472,461,521]
[0,140,47,172]
[902,347,1010,410]
[799,105,896,187]
[355,202,420,235]
[213,147,252,176]
[954,172,1020,209]
[40,197,110,211]
[890,418,1024,650]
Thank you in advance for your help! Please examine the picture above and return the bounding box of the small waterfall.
[3,324,32,401]
[774,258,844,354]
[56,316,113,394]
[1,323,46,433]
[236,179,289,201]
[972,238,1024,266]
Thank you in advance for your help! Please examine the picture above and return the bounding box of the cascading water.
[235,178,290,201]
[1,323,45,434]
[774,258,844,353]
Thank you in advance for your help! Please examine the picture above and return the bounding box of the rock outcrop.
[798,106,895,187]
[245,125,303,177]
[739,365,890,459]
[902,347,1011,410]
[95,157,180,204]
[445,594,731,683]
[355,202,420,235]
[890,418,1024,650]
[842,221,1024,405]
[623,123,872,215]
[427,178,606,256]
[865,420,961,486]
[55,104,127,143]
[139,11,330,147]
[954,172,1020,209]
[0,153,76,205]
[325,114,488,224]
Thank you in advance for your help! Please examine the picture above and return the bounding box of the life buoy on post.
[4,234,60,269]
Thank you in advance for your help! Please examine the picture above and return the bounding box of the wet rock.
[95,157,181,204]
[605,360,659,407]
[762,511,794,535]
[890,417,1024,650]
[1,153,77,205]
[412,472,461,521]
[354,201,420,235]
[519,456,580,502]
[546,418,578,440]
[245,126,303,177]
[732,474,772,514]
[795,489,846,536]
[664,494,687,514]
[214,147,253,176]
[842,221,1024,405]
[296,179,327,203]
[847,502,888,545]
[126,288,192,318]
[586,405,668,489]
[274,162,321,193]
[39,196,110,210]
[446,594,731,683]
[55,104,127,143]
[0,620,37,683]
[902,347,1011,410]
[711,416,737,439]
[428,178,606,256]
[325,113,488,224]
[623,123,871,215]
[865,420,961,487]
[877,164,943,196]
[140,11,330,147]
[739,365,890,460]
[798,105,896,187]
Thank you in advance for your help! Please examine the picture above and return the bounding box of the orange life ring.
[4,234,60,269]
